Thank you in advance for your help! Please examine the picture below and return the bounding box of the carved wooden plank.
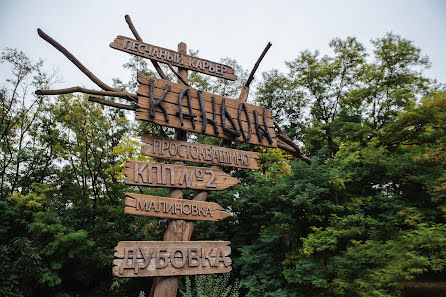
[141,135,260,170]
[113,241,232,277]
[124,193,231,221]
[125,161,239,191]
[136,74,278,148]
[110,36,237,81]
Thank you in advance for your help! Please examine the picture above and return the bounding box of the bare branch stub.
[166,63,190,86]
[37,29,119,93]
[124,15,169,81]
[35,87,137,102]
[245,42,272,88]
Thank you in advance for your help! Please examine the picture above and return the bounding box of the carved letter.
[221,98,241,137]
[139,247,154,270]
[201,248,214,267]
[119,248,139,274]
[170,248,187,268]
[238,103,252,141]
[134,162,148,183]
[176,88,197,129]
[155,248,169,268]
[215,248,229,266]
[253,108,273,144]
[188,248,200,267]
[205,170,217,188]
[147,163,162,184]
[148,79,169,122]
[136,199,148,211]
[199,92,219,135]
[179,168,194,188]
[162,164,175,186]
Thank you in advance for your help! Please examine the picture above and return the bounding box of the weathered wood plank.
[136,74,278,148]
[125,161,239,191]
[124,193,231,221]
[141,135,260,170]
[110,36,237,81]
[113,241,232,277]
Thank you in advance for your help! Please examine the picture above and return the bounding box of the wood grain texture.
[110,36,237,81]
[113,241,232,277]
[136,74,278,148]
[124,193,231,221]
[125,161,239,190]
[141,135,260,170]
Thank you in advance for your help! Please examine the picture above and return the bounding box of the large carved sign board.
[141,134,260,170]
[136,74,278,148]
[113,241,231,277]
[110,36,237,81]
[125,161,239,190]
[125,193,231,221]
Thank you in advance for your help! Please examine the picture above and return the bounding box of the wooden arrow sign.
[113,241,232,277]
[124,193,231,221]
[125,161,239,191]
[136,74,278,148]
[110,36,237,81]
[141,134,260,170]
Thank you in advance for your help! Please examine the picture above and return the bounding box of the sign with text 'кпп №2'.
[136,74,278,148]
[125,161,239,191]
[110,36,237,81]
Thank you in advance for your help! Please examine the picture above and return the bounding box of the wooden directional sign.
[113,241,232,277]
[141,134,260,170]
[110,36,237,81]
[125,161,239,191]
[136,74,278,148]
[125,193,231,221]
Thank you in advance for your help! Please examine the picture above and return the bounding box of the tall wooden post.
[151,42,188,297]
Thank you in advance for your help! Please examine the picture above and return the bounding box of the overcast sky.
[1,0,445,91]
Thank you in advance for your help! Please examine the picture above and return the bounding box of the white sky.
[1,0,445,90]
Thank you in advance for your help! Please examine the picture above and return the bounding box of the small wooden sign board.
[136,74,278,148]
[110,36,237,81]
[141,134,260,170]
[125,161,239,191]
[125,193,231,221]
[113,241,232,277]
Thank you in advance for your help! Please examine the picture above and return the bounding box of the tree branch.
[274,121,312,164]
[237,42,272,102]
[88,96,136,111]
[245,42,272,88]
[35,87,137,102]
[37,29,117,92]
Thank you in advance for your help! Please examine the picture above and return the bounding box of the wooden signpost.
[136,74,278,148]
[110,36,237,81]
[113,241,232,277]
[125,161,239,190]
[34,14,309,297]
[125,193,231,221]
[141,134,260,170]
